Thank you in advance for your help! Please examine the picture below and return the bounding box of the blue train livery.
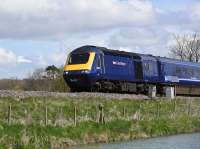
[63,45,200,94]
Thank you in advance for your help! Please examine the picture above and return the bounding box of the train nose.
[63,72,94,90]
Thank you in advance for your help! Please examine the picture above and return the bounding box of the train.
[63,45,200,95]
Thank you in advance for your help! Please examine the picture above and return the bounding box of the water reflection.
[71,133,200,149]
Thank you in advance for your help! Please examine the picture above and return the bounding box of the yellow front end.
[64,52,95,71]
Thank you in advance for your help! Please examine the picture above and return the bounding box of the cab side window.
[97,54,104,72]
[97,55,101,68]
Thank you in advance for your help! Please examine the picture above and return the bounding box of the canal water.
[71,133,200,149]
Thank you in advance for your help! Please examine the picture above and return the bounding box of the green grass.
[0,96,199,148]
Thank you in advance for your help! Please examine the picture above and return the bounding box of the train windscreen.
[68,53,90,64]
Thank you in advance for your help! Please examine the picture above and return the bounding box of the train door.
[96,53,105,75]
[134,60,143,80]
[143,60,159,82]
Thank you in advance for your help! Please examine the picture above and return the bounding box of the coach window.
[149,63,154,75]
[144,63,149,71]
[195,69,200,78]
[185,68,188,76]
[176,67,181,74]
[185,68,188,77]
[197,70,200,78]
[189,69,194,76]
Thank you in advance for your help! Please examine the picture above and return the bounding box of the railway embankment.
[0,91,199,148]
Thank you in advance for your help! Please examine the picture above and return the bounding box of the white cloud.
[50,50,67,65]
[0,0,156,39]
[0,48,17,64]
[0,48,32,65]
[30,56,48,67]
[17,56,32,63]
[109,27,163,48]
[31,49,68,67]
[190,3,200,22]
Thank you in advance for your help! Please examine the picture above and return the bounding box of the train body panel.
[102,52,135,82]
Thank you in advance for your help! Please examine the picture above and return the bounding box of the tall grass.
[0,97,199,148]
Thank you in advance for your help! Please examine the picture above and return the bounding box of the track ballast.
[0,90,149,100]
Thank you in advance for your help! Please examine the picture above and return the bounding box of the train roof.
[72,45,141,59]
[71,45,94,53]
[98,46,141,59]
[157,56,200,67]
[72,45,200,67]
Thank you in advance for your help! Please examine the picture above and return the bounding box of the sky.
[0,0,200,79]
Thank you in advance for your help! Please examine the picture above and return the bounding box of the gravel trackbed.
[0,90,149,100]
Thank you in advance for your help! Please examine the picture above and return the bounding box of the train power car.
[63,45,200,95]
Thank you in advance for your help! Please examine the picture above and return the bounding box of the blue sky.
[0,0,200,79]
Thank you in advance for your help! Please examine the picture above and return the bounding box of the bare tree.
[169,33,200,62]
[31,68,45,80]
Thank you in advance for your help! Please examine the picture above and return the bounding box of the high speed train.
[63,45,200,95]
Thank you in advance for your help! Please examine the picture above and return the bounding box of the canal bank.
[0,96,199,148]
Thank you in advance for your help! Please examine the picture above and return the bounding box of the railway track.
[0,90,149,100]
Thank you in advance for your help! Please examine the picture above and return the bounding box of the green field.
[0,96,199,148]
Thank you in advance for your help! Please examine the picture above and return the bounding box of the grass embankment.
[0,97,199,148]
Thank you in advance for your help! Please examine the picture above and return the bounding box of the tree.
[169,33,200,62]
[31,68,45,80]
[45,65,60,79]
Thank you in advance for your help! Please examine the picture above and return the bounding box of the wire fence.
[0,99,200,127]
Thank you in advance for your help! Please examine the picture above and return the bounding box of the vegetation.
[0,65,70,92]
[0,96,199,148]
[169,32,200,62]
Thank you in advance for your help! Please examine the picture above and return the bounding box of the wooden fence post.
[188,100,192,116]
[98,104,105,124]
[123,106,126,118]
[96,106,99,123]
[171,100,176,119]
[45,105,48,126]
[156,102,160,119]
[173,100,176,114]
[8,104,12,124]
[74,106,77,126]
[198,109,200,117]
[139,104,142,120]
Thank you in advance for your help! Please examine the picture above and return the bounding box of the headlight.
[81,70,90,74]
[65,71,69,75]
